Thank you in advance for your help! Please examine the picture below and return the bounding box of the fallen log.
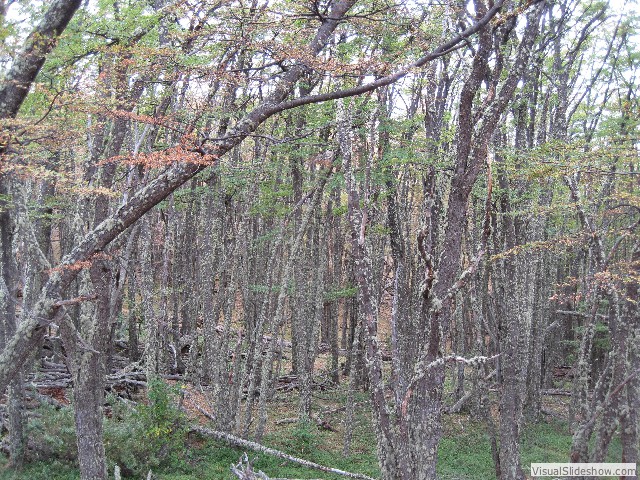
[191,426,377,480]
[231,453,328,480]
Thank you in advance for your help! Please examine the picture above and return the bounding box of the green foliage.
[324,284,358,301]
[26,405,77,464]
[250,178,295,218]
[105,380,189,475]
[248,283,289,294]
[0,194,12,213]
[330,203,348,217]
[592,321,611,350]
[138,379,185,436]
[568,321,611,354]
[437,418,624,480]
[23,380,189,477]
[438,428,495,480]
[0,458,78,480]
[7,392,625,480]
[520,420,573,466]
[289,421,319,455]
[172,185,209,210]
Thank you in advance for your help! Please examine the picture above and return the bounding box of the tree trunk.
[0,178,26,468]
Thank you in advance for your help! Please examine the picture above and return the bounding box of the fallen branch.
[191,426,377,480]
[186,396,215,422]
[274,417,298,425]
[445,390,473,414]
[231,453,270,479]
[273,415,337,432]
[53,294,99,307]
[231,453,329,480]
[541,389,572,397]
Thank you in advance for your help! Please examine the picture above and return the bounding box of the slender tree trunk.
[620,250,639,477]
[0,178,25,468]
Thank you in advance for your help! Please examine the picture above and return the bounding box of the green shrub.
[25,379,189,478]
[26,405,77,464]
[288,421,319,455]
[105,378,189,476]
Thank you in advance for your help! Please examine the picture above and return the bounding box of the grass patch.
[0,383,627,479]
[0,458,78,480]
[521,420,574,466]
[438,419,495,480]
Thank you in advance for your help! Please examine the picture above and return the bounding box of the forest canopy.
[0,0,638,479]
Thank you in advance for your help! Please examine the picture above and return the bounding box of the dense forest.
[0,0,638,478]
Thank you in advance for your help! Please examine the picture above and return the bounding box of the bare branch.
[53,294,99,307]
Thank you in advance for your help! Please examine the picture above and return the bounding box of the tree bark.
[0,0,82,118]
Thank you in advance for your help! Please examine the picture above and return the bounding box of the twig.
[401,354,500,417]
[53,294,99,307]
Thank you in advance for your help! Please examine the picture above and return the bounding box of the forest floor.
[0,376,624,480]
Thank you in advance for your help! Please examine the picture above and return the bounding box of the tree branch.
[0,0,83,118]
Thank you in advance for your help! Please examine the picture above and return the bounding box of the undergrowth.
[1,379,190,479]
[0,384,625,480]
